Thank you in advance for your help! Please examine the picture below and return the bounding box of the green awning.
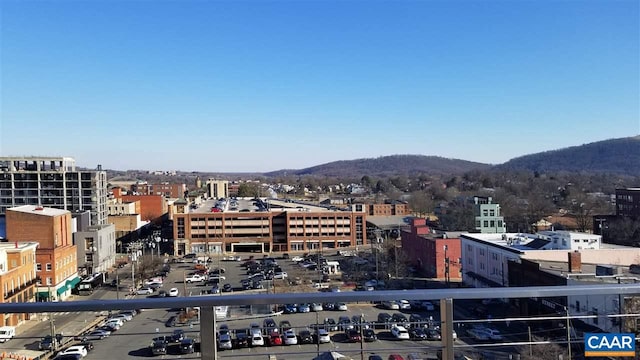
[66,277,81,288]
[36,291,50,297]
[56,286,67,296]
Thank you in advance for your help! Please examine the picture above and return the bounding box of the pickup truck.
[185,274,205,283]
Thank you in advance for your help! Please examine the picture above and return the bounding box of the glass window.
[36,263,42,271]
[46,263,52,271]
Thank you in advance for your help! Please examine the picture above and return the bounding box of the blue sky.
[1,0,638,173]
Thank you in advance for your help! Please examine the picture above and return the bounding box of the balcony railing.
[0,284,638,360]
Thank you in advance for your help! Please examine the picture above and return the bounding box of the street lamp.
[443,245,450,287]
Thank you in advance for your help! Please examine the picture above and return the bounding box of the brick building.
[5,205,80,301]
[400,218,462,281]
[131,182,186,198]
[367,203,411,216]
[0,241,39,326]
[112,189,167,223]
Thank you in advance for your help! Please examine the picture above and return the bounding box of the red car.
[268,332,282,346]
[346,329,361,342]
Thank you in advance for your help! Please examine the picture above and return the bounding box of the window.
[483,209,488,216]
[46,277,52,285]
[36,263,42,272]
[489,209,495,216]
[46,263,52,271]
[490,220,495,228]
[483,220,489,227]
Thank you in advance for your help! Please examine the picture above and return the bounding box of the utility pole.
[566,306,572,360]
[115,266,120,300]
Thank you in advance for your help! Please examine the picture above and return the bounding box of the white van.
[0,326,16,342]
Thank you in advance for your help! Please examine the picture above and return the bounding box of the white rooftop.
[7,205,70,217]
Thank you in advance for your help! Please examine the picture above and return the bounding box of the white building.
[461,231,602,288]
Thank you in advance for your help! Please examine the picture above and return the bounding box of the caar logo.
[584,333,636,357]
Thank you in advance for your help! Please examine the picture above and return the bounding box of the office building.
[0,241,39,326]
[473,196,506,233]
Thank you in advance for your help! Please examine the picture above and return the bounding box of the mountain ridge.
[264,136,640,177]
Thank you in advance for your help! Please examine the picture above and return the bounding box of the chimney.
[568,251,582,273]
[14,241,18,249]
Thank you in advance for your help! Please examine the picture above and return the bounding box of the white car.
[59,345,88,357]
[136,287,153,295]
[336,302,348,311]
[316,329,330,344]
[311,303,323,312]
[291,256,304,262]
[109,313,132,322]
[273,272,288,279]
[283,330,298,345]
[251,334,264,347]
[104,318,124,327]
[382,300,400,310]
[168,288,179,297]
[391,325,410,340]
[185,274,204,283]
[399,299,411,310]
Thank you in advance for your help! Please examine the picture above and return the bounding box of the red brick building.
[367,203,411,216]
[400,218,462,282]
[113,190,167,223]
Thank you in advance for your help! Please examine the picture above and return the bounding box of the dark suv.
[377,313,392,329]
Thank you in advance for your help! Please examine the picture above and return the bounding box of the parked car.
[234,332,250,348]
[283,304,297,314]
[316,329,331,343]
[168,288,179,297]
[346,329,362,342]
[311,303,323,312]
[324,318,339,331]
[263,318,278,334]
[222,283,233,292]
[363,329,377,342]
[268,332,283,346]
[298,330,314,344]
[150,339,167,356]
[298,303,311,313]
[409,327,427,340]
[426,329,442,340]
[83,330,109,340]
[165,315,177,327]
[39,334,63,350]
[283,330,298,345]
[171,329,185,343]
[279,320,292,332]
[376,313,393,329]
[338,316,354,331]
[185,274,205,283]
[391,325,410,340]
[382,300,400,310]
[392,313,408,325]
[180,338,195,354]
[58,346,88,358]
[399,299,411,310]
[136,287,153,295]
[251,333,265,347]
[218,334,233,350]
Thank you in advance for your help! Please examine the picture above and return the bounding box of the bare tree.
[407,190,433,217]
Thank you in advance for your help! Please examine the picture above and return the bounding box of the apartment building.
[0,157,108,226]
[0,242,39,326]
[206,179,229,199]
[5,206,80,301]
[131,182,186,198]
[473,196,506,234]
[173,205,366,255]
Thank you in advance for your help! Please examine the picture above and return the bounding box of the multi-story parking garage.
[173,199,367,255]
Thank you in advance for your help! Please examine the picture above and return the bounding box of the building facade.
[400,218,462,281]
[0,242,39,327]
[131,182,186,198]
[0,157,108,226]
[206,179,229,199]
[616,188,640,219]
[173,209,366,255]
[73,223,116,275]
[113,191,167,223]
[473,196,506,234]
[5,206,80,301]
[367,203,411,216]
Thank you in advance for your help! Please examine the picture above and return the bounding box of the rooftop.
[7,205,70,217]
[0,241,39,252]
[366,215,413,229]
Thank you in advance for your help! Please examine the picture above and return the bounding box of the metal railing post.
[440,298,454,360]
[200,306,216,360]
